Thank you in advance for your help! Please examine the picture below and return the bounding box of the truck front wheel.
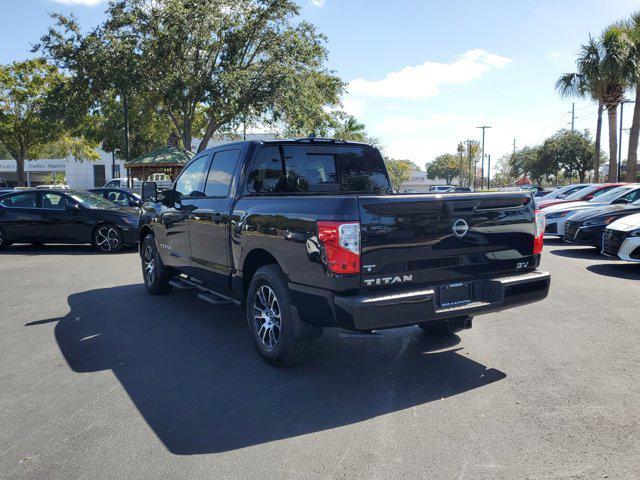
[141,234,173,295]
[246,265,311,367]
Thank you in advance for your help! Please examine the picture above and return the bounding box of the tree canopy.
[426,153,463,185]
[0,59,65,185]
[539,129,595,182]
[384,158,419,191]
[39,0,344,155]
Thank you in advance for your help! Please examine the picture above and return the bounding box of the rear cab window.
[204,149,241,197]
[247,144,391,194]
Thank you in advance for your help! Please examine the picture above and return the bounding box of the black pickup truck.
[139,138,550,366]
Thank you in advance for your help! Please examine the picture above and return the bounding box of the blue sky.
[3,0,640,169]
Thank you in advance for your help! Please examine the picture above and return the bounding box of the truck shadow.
[28,284,506,455]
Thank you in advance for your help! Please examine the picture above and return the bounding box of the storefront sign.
[0,159,68,172]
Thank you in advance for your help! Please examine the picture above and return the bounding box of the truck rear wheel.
[246,265,311,367]
[418,316,473,335]
[141,234,172,295]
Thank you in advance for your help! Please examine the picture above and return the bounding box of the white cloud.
[310,0,325,6]
[348,49,512,99]
[51,0,104,6]
[341,97,366,117]
[548,50,561,59]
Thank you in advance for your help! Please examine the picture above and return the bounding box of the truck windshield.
[248,145,391,194]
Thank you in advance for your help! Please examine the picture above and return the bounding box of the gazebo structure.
[124,145,193,188]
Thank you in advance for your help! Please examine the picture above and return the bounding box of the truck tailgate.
[358,193,537,289]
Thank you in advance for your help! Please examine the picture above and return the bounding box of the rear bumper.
[332,270,551,331]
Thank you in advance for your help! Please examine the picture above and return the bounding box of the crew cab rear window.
[247,145,390,194]
[204,149,240,197]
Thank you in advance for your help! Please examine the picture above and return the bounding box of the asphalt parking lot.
[1,240,639,480]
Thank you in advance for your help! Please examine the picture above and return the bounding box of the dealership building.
[0,149,126,189]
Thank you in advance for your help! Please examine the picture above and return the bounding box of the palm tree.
[556,29,630,182]
[623,13,640,182]
[333,114,368,142]
[600,26,632,182]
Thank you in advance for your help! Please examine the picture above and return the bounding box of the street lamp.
[477,126,491,189]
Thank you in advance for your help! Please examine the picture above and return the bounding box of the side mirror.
[65,203,81,212]
[612,198,629,205]
[584,194,594,200]
[141,182,158,202]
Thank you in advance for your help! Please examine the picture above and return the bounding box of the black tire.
[0,227,11,251]
[418,316,473,335]
[141,234,173,295]
[93,223,124,253]
[246,265,311,367]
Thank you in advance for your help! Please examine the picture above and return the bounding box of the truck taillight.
[317,221,360,274]
[533,209,545,255]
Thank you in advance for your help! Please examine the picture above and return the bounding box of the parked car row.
[538,183,640,264]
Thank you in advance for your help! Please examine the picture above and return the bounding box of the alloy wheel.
[95,226,120,252]
[143,242,155,286]
[253,285,281,349]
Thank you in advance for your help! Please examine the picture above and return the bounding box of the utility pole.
[477,126,491,190]
[513,138,516,154]
[569,103,575,131]
[487,154,491,190]
[457,143,464,187]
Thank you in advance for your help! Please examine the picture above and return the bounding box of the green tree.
[0,59,64,186]
[537,130,590,182]
[36,134,100,162]
[509,146,556,186]
[557,27,631,182]
[426,153,463,185]
[331,114,367,142]
[97,93,174,160]
[538,129,595,182]
[491,154,514,188]
[38,10,146,162]
[384,158,419,191]
[460,140,480,187]
[41,0,344,154]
